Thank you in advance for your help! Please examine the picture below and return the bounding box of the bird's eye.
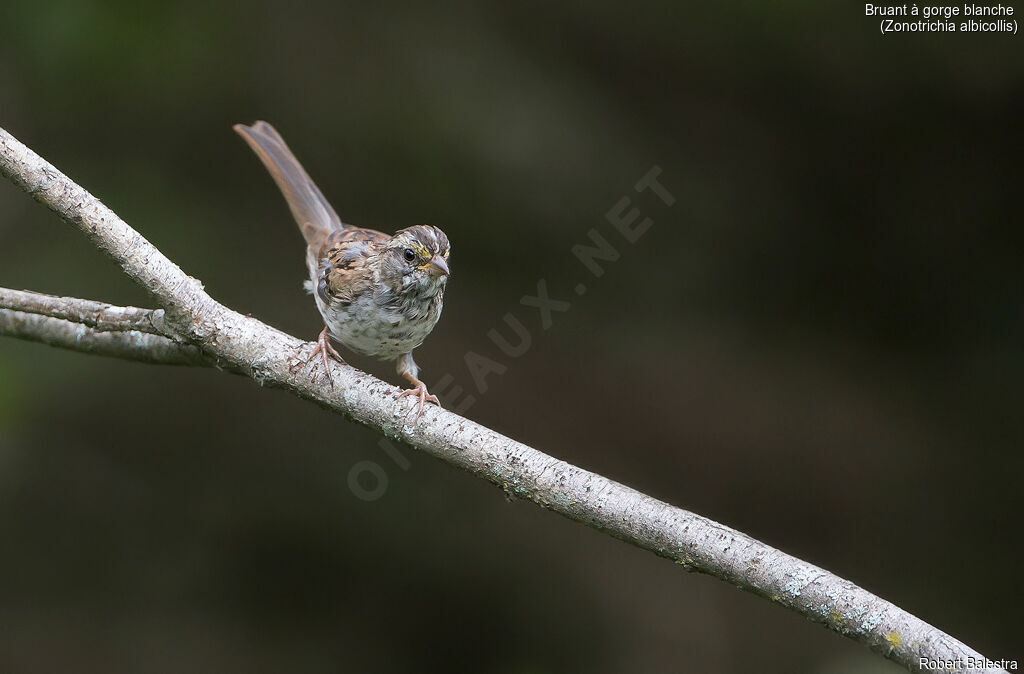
[404,248,416,262]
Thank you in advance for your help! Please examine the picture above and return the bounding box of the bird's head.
[384,225,450,296]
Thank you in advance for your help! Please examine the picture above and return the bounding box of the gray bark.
[0,288,164,334]
[0,308,204,365]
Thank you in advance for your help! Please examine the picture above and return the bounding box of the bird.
[233,121,450,420]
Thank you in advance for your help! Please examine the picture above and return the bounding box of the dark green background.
[1,2,1020,672]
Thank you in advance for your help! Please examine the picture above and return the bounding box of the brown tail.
[233,121,344,245]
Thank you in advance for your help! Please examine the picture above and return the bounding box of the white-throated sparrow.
[234,121,450,419]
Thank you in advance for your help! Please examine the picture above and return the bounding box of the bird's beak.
[425,254,450,277]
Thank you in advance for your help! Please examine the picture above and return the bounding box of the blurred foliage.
[0,1,1021,672]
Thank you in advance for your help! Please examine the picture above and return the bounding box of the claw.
[397,380,441,422]
[291,326,345,386]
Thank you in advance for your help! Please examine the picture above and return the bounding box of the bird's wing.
[316,227,390,306]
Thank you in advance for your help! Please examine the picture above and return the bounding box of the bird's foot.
[397,379,441,422]
[290,326,345,386]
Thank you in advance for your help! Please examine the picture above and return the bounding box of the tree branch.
[0,288,164,334]
[0,308,206,365]
[0,125,1005,673]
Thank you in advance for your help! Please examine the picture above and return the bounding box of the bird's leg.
[290,325,345,385]
[398,374,442,422]
[395,352,441,421]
